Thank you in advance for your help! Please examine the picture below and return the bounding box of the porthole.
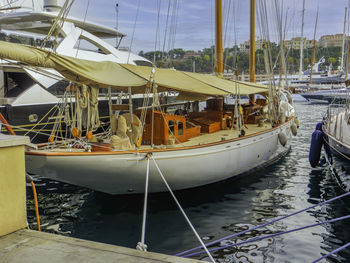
[28,114,38,123]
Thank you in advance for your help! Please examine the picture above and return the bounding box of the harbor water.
[26,102,350,262]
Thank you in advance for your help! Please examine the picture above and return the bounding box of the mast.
[299,0,305,80]
[249,0,255,104]
[341,7,347,71]
[309,8,318,85]
[215,0,223,75]
[249,0,255,83]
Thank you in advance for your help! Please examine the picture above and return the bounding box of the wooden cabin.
[134,96,267,146]
[136,110,201,145]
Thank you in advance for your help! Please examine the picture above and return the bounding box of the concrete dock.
[0,229,202,263]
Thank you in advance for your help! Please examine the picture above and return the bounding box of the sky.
[4,0,350,53]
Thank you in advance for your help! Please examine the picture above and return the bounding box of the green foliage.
[138,45,343,74]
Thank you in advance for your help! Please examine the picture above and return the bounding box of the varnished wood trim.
[111,104,129,111]
[26,118,293,157]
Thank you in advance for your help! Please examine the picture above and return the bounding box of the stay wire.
[154,0,161,65]
[161,0,171,61]
[127,0,141,64]
[175,190,350,257]
[75,0,91,58]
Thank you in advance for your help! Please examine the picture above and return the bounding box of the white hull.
[326,133,350,158]
[26,121,292,195]
[324,110,350,158]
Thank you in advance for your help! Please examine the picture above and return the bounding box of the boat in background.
[0,0,151,142]
[270,57,345,91]
[300,88,349,104]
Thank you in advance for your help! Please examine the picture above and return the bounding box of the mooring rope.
[137,154,151,252]
[311,242,350,263]
[175,191,350,257]
[151,156,216,263]
[182,215,350,258]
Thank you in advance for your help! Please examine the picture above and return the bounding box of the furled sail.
[0,40,147,88]
[0,40,268,96]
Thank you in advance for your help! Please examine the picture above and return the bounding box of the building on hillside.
[239,41,250,53]
[318,34,350,48]
[282,37,314,50]
[239,39,273,53]
[183,51,201,59]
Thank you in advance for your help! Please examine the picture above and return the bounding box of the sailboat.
[0,0,297,194]
[309,85,350,191]
[300,7,348,102]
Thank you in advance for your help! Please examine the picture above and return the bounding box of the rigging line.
[154,0,162,65]
[151,156,216,263]
[75,0,91,58]
[0,0,19,9]
[27,96,67,142]
[167,0,179,55]
[170,0,178,52]
[231,0,239,71]
[161,0,171,62]
[258,0,274,79]
[175,190,350,257]
[53,0,75,48]
[41,0,72,49]
[167,0,174,54]
[226,0,235,47]
[3,122,67,140]
[182,215,350,258]
[173,0,180,50]
[282,7,290,87]
[24,105,59,136]
[222,0,231,49]
[210,0,215,72]
[223,0,232,70]
[127,0,141,64]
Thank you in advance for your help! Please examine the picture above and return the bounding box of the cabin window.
[178,122,183,135]
[134,60,153,67]
[4,72,35,97]
[47,80,69,96]
[168,120,175,135]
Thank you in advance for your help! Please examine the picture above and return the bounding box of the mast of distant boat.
[341,7,348,72]
[299,0,305,80]
[115,2,119,47]
[309,7,319,86]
